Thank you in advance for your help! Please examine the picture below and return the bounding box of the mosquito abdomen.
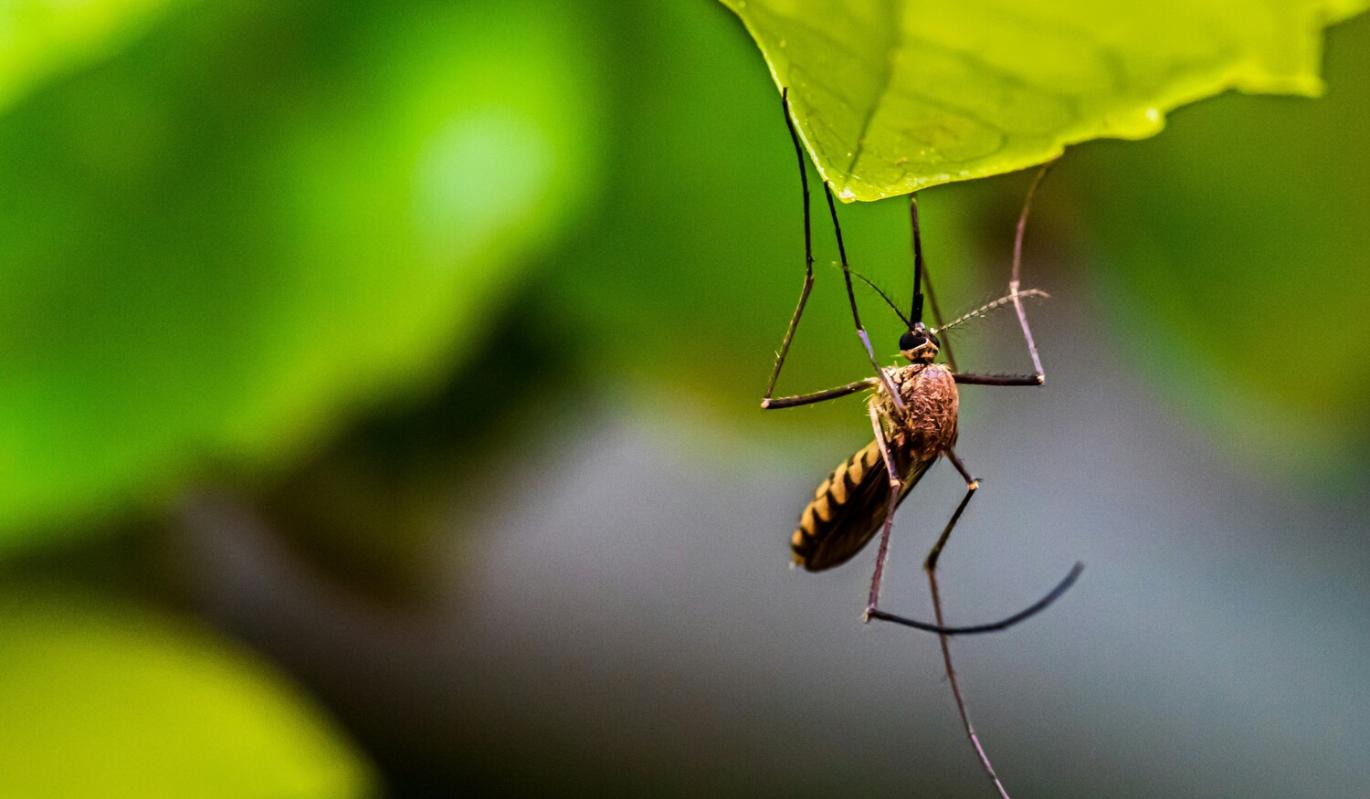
[790,439,884,569]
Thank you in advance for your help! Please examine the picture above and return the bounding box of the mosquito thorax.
[898,324,940,364]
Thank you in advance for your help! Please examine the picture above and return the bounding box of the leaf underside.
[721,0,1368,200]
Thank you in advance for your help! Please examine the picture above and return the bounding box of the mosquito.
[761,89,1083,798]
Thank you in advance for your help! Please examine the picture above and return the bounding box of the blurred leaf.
[720,0,1368,200]
[0,2,602,548]
[0,590,374,798]
[1067,13,1370,470]
[254,300,583,601]
[0,0,184,116]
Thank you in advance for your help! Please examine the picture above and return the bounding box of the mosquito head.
[899,322,940,364]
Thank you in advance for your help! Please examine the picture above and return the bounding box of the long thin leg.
[954,373,1042,387]
[762,378,876,410]
[930,570,1011,799]
[861,425,1083,634]
[922,259,957,373]
[952,163,1055,387]
[825,185,906,416]
[763,89,816,401]
[911,195,959,372]
[865,564,1082,634]
[927,447,1010,799]
[864,402,903,617]
[924,447,977,571]
[1009,163,1053,381]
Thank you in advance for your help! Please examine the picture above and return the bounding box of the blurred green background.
[2,2,1369,797]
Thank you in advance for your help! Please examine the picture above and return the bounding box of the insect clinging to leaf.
[760,88,1083,799]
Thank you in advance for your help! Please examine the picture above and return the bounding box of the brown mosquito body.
[790,359,956,572]
[761,89,1082,798]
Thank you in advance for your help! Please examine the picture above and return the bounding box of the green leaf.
[0,590,375,798]
[0,2,602,548]
[1067,13,1370,470]
[0,0,186,116]
[720,0,1368,200]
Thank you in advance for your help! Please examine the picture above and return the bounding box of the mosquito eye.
[899,331,923,351]
[929,332,941,347]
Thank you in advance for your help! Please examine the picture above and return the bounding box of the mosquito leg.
[954,373,1043,387]
[763,89,816,402]
[762,378,877,410]
[930,567,1012,799]
[861,438,1085,633]
[922,447,977,570]
[824,184,905,417]
[909,193,959,372]
[865,565,1082,634]
[947,164,1057,389]
[922,260,957,373]
[1008,163,1054,383]
[926,447,1009,799]
[863,402,902,618]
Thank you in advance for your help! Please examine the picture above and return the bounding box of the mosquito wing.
[790,437,933,572]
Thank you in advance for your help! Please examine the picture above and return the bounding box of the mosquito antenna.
[933,289,1050,334]
[849,269,913,328]
[910,194,926,324]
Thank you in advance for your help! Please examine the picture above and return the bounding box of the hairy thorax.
[874,363,959,460]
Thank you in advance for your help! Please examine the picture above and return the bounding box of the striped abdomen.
[789,437,933,572]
